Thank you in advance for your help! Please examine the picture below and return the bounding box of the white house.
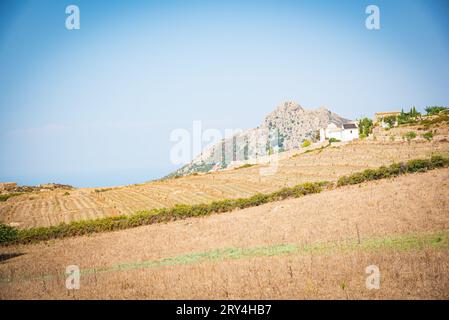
[320,123,359,142]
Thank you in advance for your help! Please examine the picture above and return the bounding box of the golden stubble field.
[1,133,449,229]
[1,168,448,299]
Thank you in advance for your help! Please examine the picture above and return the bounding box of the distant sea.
[0,166,176,188]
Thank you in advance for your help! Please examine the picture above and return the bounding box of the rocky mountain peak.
[167,101,352,177]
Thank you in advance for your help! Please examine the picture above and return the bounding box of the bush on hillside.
[0,193,22,202]
[302,140,311,148]
[403,131,417,141]
[337,155,449,186]
[425,106,448,115]
[423,131,433,141]
[0,223,19,244]
[383,116,397,128]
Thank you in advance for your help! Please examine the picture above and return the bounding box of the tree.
[425,106,448,115]
[358,117,373,136]
[409,106,421,118]
[383,116,396,128]
[404,131,416,142]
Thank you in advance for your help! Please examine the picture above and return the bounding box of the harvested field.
[1,168,448,299]
[1,139,449,229]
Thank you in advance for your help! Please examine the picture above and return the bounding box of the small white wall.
[319,128,325,143]
[321,123,359,142]
[341,128,359,141]
[326,130,343,141]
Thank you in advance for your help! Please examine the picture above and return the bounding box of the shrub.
[423,132,433,141]
[404,131,417,141]
[383,116,397,128]
[406,159,431,172]
[359,133,366,139]
[0,193,22,202]
[0,223,19,244]
[425,106,448,115]
[337,155,449,186]
[302,140,311,148]
[430,154,449,167]
[329,138,340,143]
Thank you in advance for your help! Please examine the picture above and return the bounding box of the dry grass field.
[1,168,448,299]
[1,134,449,229]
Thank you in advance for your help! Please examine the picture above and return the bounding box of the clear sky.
[1,0,449,187]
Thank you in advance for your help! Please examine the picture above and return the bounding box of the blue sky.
[1,0,449,187]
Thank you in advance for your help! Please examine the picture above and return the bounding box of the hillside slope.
[1,168,448,299]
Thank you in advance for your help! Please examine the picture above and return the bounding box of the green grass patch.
[422,131,434,141]
[0,193,23,202]
[403,131,417,141]
[2,230,448,284]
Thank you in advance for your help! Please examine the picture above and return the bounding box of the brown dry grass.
[5,249,447,300]
[1,169,448,299]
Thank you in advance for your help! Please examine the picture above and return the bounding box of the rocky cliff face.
[167,101,350,177]
[261,101,348,149]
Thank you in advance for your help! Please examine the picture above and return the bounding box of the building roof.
[343,123,357,129]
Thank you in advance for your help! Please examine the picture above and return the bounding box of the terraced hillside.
[1,127,449,229]
[1,168,448,299]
